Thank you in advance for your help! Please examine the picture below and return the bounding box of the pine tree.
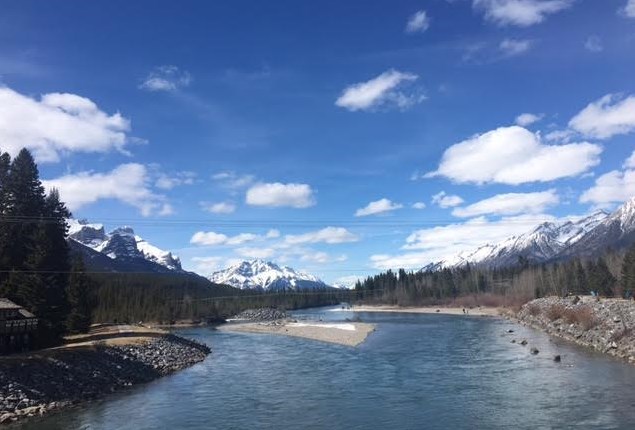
[66,258,93,334]
[0,150,12,287]
[621,243,635,297]
[587,258,616,297]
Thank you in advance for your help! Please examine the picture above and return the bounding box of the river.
[17,307,635,429]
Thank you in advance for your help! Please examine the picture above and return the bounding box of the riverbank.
[337,304,503,317]
[516,296,635,364]
[218,320,375,347]
[0,326,210,426]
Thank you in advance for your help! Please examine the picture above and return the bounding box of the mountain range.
[68,219,184,274]
[422,197,635,272]
[208,260,334,291]
[65,196,635,288]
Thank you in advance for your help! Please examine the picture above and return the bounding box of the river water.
[18,308,635,429]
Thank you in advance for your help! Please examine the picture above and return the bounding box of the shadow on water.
[16,309,635,430]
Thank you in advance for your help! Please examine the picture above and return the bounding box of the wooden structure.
[0,298,38,354]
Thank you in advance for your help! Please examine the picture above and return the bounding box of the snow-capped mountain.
[209,259,334,291]
[558,197,635,259]
[422,210,609,271]
[67,219,182,271]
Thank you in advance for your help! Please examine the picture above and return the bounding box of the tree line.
[354,248,635,308]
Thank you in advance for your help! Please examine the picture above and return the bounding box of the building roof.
[0,298,22,310]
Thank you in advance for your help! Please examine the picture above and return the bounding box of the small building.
[0,298,38,354]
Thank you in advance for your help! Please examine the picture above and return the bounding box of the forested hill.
[355,245,635,308]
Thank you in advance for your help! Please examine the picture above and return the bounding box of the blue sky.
[1,0,635,284]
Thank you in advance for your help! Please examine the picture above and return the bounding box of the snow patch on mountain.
[422,210,609,271]
[67,219,182,271]
[209,259,333,291]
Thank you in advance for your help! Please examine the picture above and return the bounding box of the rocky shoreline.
[0,334,210,426]
[516,296,635,364]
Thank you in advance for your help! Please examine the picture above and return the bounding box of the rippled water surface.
[18,308,635,429]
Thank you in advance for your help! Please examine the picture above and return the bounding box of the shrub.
[526,303,541,317]
[562,306,599,330]
[545,304,566,321]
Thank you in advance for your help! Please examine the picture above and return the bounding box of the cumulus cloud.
[246,182,315,208]
[190,231,261,246]
[515,112,543,126]
[580,151,635,207]
[452,190,559,217]
[201,202,236,214]
[426,126,602,185]
[0,86,132,163]
[432,191,464,208]
[473,0,573,27]
[412,202,427,209]
[499,38,532,56]
[335,70,423,112]
[584,35,603,53]
[405,10,431,33]
[283,227,359,246]
[42,164,169,216]
[190,229,281,247]
[355,198,403,217]
[371,214,554,269]
[569,94,635,139]
[139,65,192,92]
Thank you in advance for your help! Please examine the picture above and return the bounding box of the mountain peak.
[209,259,330,291]
[67,218,181,272]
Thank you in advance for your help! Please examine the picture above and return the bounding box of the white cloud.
[246,182,315,208]
[427,126,602,185]
[569,94,635,139]
[189,229,280,247]
[192,256,225,273]
[624,150,635,169]
[412,202,427,209]
[139,65,192,92]
[584,35,603,53]
[190,231,229,246]
[201,202,236,214]
[355,198,403,217]
[43,163,169,216]
[432,191,464,208]
[623,0,635,17]
[452,190,559,217]
[499,38,532,56]
[580,166,635,207]
[283,227,359,245]
[371,214,554,270]
[0,86,131,163]
[473,0,573,27]
[155,171,196,190]
[515,112,543,126]
[335,69,423,112]
[212,171,255,190]
[190,231,263,246]
[235,247,276,259]
[405,10,431,33]
[266,229,281,239]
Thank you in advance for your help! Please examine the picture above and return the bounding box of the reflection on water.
[18,307,635,429]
